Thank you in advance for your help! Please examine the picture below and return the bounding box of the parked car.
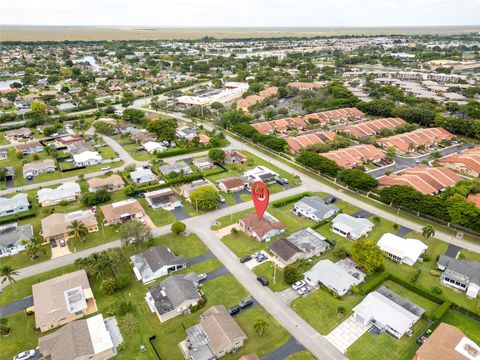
[256,254,267,263]
[13,350,36,360]
[292,280,306,290]
[257,276,269,286]
[281,178,289,184]
[219,195,226,203]
[228,305,241,315]
[239,296,254,308]
[324,196,336,204]
[50,239,57,248]
[297,286,311,296]
[239,255,252,263]
[197,273,207,282]
[276,178,286,186]
[59,239,66,247]
[415,159,421,164]
[253,251,263,258]
[101,166,110,171]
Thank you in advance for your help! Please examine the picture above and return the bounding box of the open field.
[2,26,480,42]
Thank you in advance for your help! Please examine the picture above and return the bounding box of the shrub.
[410,269,421,283]
[171,221,186,235]
[422,254,431,262]
[360,272,391,294]
[429,269,441,277]
[432,286,443,295]
[116,274,131,290]
[271,192,313,208]
[117,301,136,316]
[431,301,451,321]
[283,265,302,285]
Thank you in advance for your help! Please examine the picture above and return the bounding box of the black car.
[257,276,269,286]
[239,255,252,263]
[239,296,254,308]
[324,196,337,204]
[228,305,241,316]
[50,239,57,248]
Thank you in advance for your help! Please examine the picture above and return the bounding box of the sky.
[1,0,479,27]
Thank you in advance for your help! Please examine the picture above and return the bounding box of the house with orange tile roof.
[285,131,336,153]
[378,166,461,195]
[438,146,480,177]
[377,128,455,153]
[467,193,480,208]
[287,82,323,91]
[238,212,286,242]
[336,118,407,138]
[236,87,278,112]
[322,144,386,168]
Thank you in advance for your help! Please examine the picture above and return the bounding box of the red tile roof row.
[377,127,454,153]
[438,146,480,177]
[322,144,386,168]
[336,118,407,138]
[285,131,336,153]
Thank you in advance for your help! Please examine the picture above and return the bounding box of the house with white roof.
[293,196,340,222]
[37,182,81,207]
[73,150,102,167]
[377,233,428,266]
[143,141,166,154]
[129,167,157,184]
[304,258,366,296]
[352,286,425,339]
[243,166,278,184]
[331,214,374,240]
[0,193,30,218]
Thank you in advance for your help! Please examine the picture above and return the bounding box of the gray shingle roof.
[438,255,480,285]
[0,223,33,247]
[295,196,340,219]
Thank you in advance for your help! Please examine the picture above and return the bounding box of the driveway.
[171,207,190,221]
[187,250,216,266]
[276,287,300,305]
[232,190,250,204]
[262,337,304,360]
[0,296,33,317]
[352,209,373,218]
[445,244,462,258]
[396,225,413,237]
[51,244,71,258]
[204,266,229,282]
[214,224,241,239]
[325,315,370,354]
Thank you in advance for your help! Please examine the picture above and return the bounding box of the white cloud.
[0,0,479,26]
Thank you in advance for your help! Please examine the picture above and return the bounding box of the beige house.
[87,174,125,192]
[180,305,247,359]
[32,269,97,332]
[38,314,120,360]
[41,210,98,243]
[178,179,218,201]
[23,159,56,179]
[100,199,146,225]
[4,127,32,141]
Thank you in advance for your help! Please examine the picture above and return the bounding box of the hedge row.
[155,146,211,159]
[0,209,37,224]
[271,192,313,208]
[431,301,452,321]
[359,272,392,294]
[390,274,445,305]
[128,173,205,194]
[310,218,331,230]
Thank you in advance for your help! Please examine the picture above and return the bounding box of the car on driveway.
[257,276,269,286]
[292,280,306,290]
[197,273,207,282]
[297,286,311,296]
[239,296,254,308]
[101,166,110,171]
[50,239,57,248]
[240,255,252,263]
[13,350,36,360]
[256,254,268,263]
[228,305,241,316]
[324,196,336,204]
[59,239,66,247]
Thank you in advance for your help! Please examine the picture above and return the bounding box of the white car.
[292,280,306,290]
[197,273,207,282]
[297,286,311,296]
[13,350,36,360]
[101,166,110,171]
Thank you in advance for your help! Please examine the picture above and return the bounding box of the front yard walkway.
[325,315,370,354]
[214,224,241,238]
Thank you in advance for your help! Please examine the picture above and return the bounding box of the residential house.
[177,127,198,139]
[377,233,428,266]
[0,193,30,218]
[159,161,193,176]
[129,167,157,184]
[15,140,44,155]
[37,182,81,207]
[287,81,323,91]
[54,134,83,148]
[180,305,248,360]
[413,322,480,360]
[352,286,425,339]
[243,166,278,184]
[377,127,455,153]
[238,212,286,242]
[23,159,56,179]
[336,118,407,138]
[378,166,461,195]
[217,177,245,193]
[179,180,218,201]
[38,314,121,360]
[236,86,278,112]
[131,246,186,284]
[224,151,247,165]
[322,144,386,169]
[293,196,340,222]
[467,193,480,209]
[145,188,182,210]
[4,127,31,141]
[0,223,33,257]
[143,141,166,154]
[331,214,374,240]
[304,258,366,296]
[437,255,480,298]
[146,272,202,323]
[192,157,215,171]
[73,150,103,167]
[32,269,97,332]
[100,199,146,226]
[438,146,480,177]
[269,228,331,266]
[285,131,336,154]
[41,210,98,243]
[87,175,125,192]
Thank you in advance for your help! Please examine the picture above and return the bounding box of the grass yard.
[442,309,480,343]
[137,198,176,227]
[222,232,269,258]
[286,351,316,360]
[382,280,440,314]
[291,288,363,334]
[34,160,124,183]
[0,245,52,270]
[253,261,289,292]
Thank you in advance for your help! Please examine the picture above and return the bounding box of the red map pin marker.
[251,181,269,220]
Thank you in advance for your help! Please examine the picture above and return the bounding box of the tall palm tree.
[1,265,19,284]
[422,225,435,240]
[68,220,88,243]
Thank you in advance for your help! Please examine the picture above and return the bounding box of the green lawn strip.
[252,261,289,292]
[286,351,316,360]
[222,232,270,258]
[0,245,52,269]
[291,288,364,334]
[441,309,480,343]
[122,143,154,161]
[137,198,176,227]
[0,311,41,360]
[382,280,440,314]
[97,145,118,159]
[33,160,124,183]
[346,318,429,360]
[459,248,480,262]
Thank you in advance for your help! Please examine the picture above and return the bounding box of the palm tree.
[1,265,19,284]
[68,220,88,243]
[253,318,269,336]
[422,225,435,240]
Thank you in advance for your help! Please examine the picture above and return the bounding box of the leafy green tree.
[283,265,302,285]
[101,278,118,295]
[208,148,225,164]
[146,118,177,142]
[351,241,384,275]
[0,318,11,335]
[25,241,43,260]
[0,167,6,182]
[82,189,111,206]
[189,186,220,211]
[338,169,378,192]
[253,318,269,336]
[120,220,152,247]
[123,108,145,124]
[421,225,435,240]
[31,100,47,113]
[296,151,340,177]
[171,222,186,235]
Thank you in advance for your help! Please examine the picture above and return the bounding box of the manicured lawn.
[240,151,299,186]
[346,318,430,360]
[291,288,363,334]
[33,160,124,183]
[442,309,480,343]
[137,198,176,227]
[382,280,440,314]
[253,261,289,292]
[0,311,42,360]
[0,245,52,270]
[286,351,316,360]
[122,143,154,161]
[222,231,269,258]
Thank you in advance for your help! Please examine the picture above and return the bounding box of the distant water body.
[1,25,479,42]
